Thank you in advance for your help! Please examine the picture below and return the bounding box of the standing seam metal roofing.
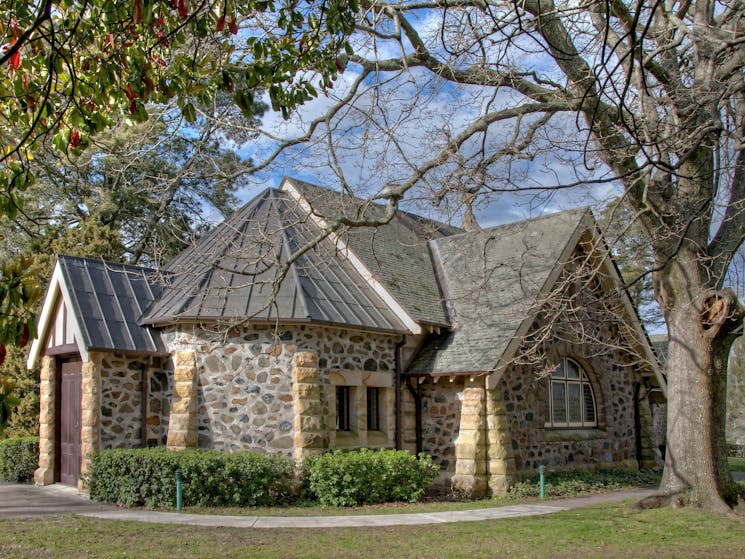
[139,188,408,332]
[57,255,165,354]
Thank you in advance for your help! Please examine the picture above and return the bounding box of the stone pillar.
[166,350,198,450]
[35,355,56,486]
[292,351,328,462]
[451,379,488,498]
[79,352,102,492]
[486,386,516,495]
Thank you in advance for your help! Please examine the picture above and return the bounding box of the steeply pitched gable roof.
[27,255,165,366]
[140,188,408,333]
[59,256,165,354]
[407,208,592,374]
[285,178,460,327]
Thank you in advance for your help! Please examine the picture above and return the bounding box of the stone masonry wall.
[503,339,650,478]
[162,324,397,456]
[145,370,173,447]
[99,353,146,449]
[401,378,463,474]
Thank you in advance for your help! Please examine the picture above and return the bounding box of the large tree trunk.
[653,246,744,512]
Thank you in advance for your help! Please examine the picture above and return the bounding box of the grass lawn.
[730,456,745,472]
[1,503,744,559]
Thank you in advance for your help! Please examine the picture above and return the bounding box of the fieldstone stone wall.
[98,355,173,449]
[145,370,173,447]
[161,324,397,456]
[402,379,463,473]
[502,342,653,478]
[99,353,145,449]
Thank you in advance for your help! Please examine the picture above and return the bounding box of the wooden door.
[59,361,82,486]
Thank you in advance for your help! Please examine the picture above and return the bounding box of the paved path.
[0,483,654,528]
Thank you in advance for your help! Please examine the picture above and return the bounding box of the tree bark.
[653,246,744,512]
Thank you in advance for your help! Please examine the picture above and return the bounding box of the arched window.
[545,357,597,428]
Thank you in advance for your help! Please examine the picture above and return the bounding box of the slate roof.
[57,255,165,354]
[140,188,408,333]
[649,334,669,364]
[407,208,591,374]
[287,178,460,327]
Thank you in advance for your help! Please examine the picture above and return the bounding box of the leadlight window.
[367,387,380,431]
[336,386,351,431]
[545,357,597,428]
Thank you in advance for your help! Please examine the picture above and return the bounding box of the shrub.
[89,448,296,508]
[727,444,745,458]
[505,468,661,500]
[0,436,38,482]
[306,449,439,506]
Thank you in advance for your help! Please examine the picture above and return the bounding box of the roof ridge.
[56,254,156,275]
[283,177,462,237]
[433,206,592,245]
[277,195,313,320]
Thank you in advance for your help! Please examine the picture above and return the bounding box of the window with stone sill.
[366,387,381,431]
[336,385,352,431]
[545,357,598,428]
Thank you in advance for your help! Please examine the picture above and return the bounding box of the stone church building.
[28,177,666,495]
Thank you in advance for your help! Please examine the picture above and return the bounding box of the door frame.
[55,356,82,486]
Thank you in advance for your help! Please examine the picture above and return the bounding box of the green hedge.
[89,448,296,508]
[727,444,745,458]
[0,437,38,482]
[306,449,439,506]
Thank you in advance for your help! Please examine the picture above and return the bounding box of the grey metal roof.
[407,208,591,374]
[287,178,460,326]
[57,255,165,355]
[140,188,408,333]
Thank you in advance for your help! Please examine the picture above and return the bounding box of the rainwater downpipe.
[394,336,406,450]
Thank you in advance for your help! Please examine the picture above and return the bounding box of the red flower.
[177,0,188,19]
[70,129,81,149]
[18,324,29,349]
[9,50,20,70]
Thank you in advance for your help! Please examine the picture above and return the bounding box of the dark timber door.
[60,361,82,486]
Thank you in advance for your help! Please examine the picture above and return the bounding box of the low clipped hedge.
[0,436,38,483]
[306,449,439,506]
[89,448,296,508]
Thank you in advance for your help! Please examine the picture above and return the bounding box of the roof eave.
[27,260,90,368]
[140,316,410,336]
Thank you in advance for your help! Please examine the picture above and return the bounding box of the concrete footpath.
[0,483,654,528]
